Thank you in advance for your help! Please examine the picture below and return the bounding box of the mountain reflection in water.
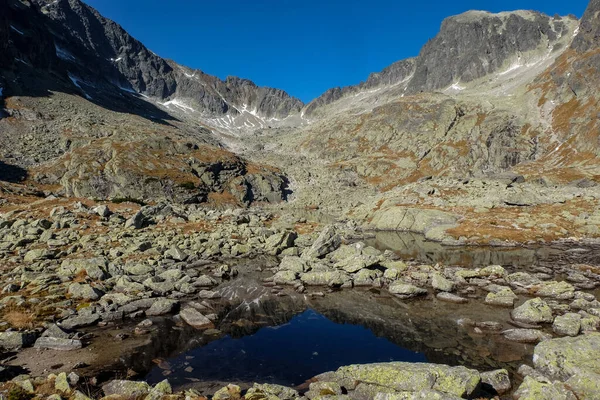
[145,309,427,388]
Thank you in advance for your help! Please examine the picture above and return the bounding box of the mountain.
[0,0,295,205]
[4,0,600,245]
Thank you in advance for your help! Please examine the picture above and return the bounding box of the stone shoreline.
[1,195,600,399]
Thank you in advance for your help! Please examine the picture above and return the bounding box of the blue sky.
[83,0,589,103]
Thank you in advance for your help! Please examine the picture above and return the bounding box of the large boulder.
[303,226,341,259]
[328,362,481,398]
[68,283,104,300]
[511,298,554,324]
[300,270,351,287]
[533,332,600,381]
[103,380,151,399]
[278,256,309,273]
[369,207,458,236]
[0,332,37,349]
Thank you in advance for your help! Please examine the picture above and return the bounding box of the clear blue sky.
[83,0,589,103]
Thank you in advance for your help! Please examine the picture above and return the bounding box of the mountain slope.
[0,0,292,205]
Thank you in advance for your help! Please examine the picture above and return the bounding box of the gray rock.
[502,329,552,343]
[179,308,214,330]
[553,313,582,337]
[511,298,554,324]
[164,246,188,261]
[125,211,146,229]
[34,337,82,351]
[432,274,454,292]
[273,270,299,285]
[103,380,151,399]
[303,226,341,259]
[436,292,468,304]
[388,282,428,299]
[266,231,298,255]
[0,331,37,349]
[480,369,511,395]
[124,264,154,276]
[59,314,100,330]
[485,287,517,307]
[68,283,104,300]
[145,298,179,316]
[41,324,71,339]
[279,256,309,273]
[93,205,111,218]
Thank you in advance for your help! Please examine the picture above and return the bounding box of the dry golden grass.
[4,310,36,330]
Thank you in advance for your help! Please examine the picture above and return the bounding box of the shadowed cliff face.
[26,0,303,119]
[406,11,574,93]
[0,0,293,206]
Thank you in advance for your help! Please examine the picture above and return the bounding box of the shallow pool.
[145,309,427,388]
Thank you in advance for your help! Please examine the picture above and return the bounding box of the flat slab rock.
[34,337,82,351]
[179,308,214,330]
[436,292,468,304]
[318,361,482,398]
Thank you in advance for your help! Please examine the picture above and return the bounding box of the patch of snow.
[110,57,123,62]
[14,58,31,66]
[55,44,77,62]
[10,25,24,35]
[68,73,93,100]
[499,63,522,76]
[159,98,196,113]
[117,84,137,94]
[448,81,465,91]
[573,27,580,37]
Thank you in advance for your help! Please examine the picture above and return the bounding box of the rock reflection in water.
[145,309,427,388]
[366,231,564,268]
[309,290,535,372]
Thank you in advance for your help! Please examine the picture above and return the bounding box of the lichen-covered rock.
[248,383,299,400]
[331,362,480,398]
[533,281,575,300]
[213,384,241,400]
[102,380,151,399]
[511,298,554,324]
[485,287,517,307]
[273,270,299,285]
[533,332,600,381]
[0,331,37,349]
[431,274,454,292]
[480,369,511,395]
[552,313,582,337]
[55,372,70,393]
[388,282,428,299]
[306,381,343,399]
[145,298,179,316]
[303,226,341,259]
[279,256,309,273]
[68,283,104,300]
[513,376,575,400]
[300,270,351,287]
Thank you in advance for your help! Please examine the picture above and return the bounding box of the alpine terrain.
[2,0,600,399]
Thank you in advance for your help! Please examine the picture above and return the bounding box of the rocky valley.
[2,0,600,399]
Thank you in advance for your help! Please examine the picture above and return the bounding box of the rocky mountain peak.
[405,9,577,93]
[571,0,600,52]
[20,0,303,122]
